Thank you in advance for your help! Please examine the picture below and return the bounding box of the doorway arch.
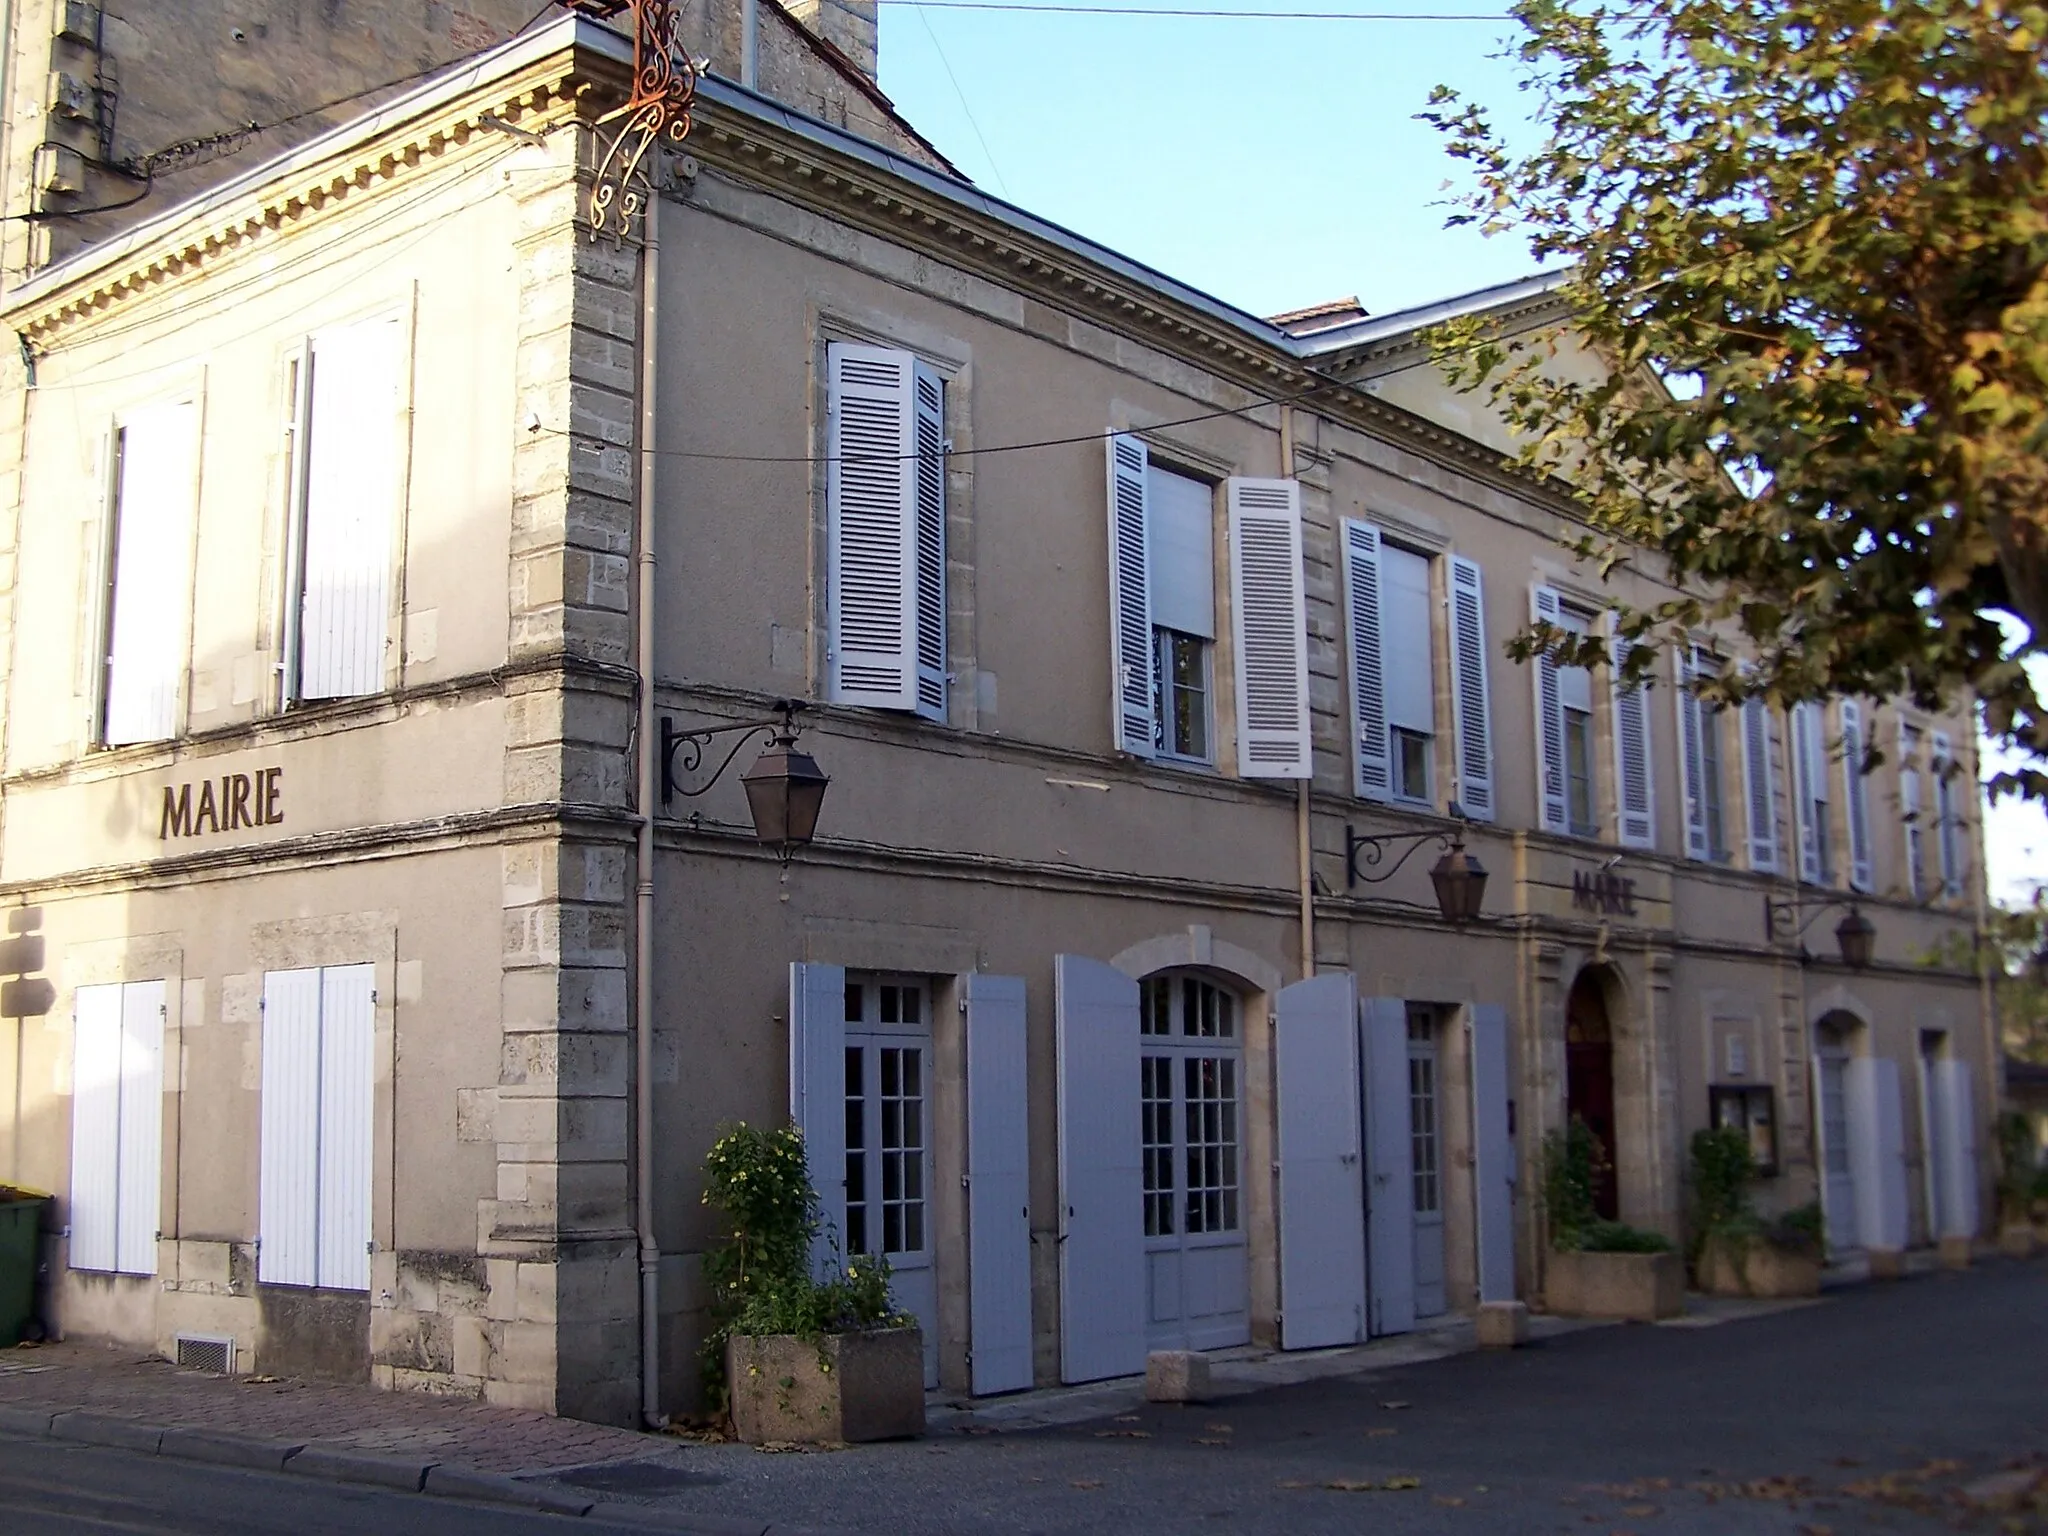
[1565,966,1623,1221]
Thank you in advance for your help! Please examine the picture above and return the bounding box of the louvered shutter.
[1899,716,1925,899]
[1609,631,1655,849]
[1741,696,1780,873]
[298,318,402,701]
[1360,996,1415,1338]
[1341,520,1390,800]
[1274,974,1366,1349]
[1469,1004,1517,1304]
[1791,703,1824,884]
[1105,435,1156,756]
[1053,954,1144,1384]
[1529,585,1568,833]
[789,962,848,1278]
[315,965,374,1291]
[68,985,124,1274]
[910,361,948,721]
[1846,1056,1909,1254]
[1228,478,1311,778]
[1447,556,1494,820]
[115,981,165,1277]
[1932,730,1962,898]
[828,343,921,713]
[1932,1059,1978,1241]
[1675,645,1709,861]
[259,969,324,1286]
[102,402,197,745]
[965,972,1033,1395]
[1839,701,1874,892]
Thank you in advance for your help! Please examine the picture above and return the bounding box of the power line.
[880,1,1515,17]
[911,4,1014,199]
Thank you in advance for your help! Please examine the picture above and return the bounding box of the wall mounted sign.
[161,767,283,840]
[1571,866,1638,916]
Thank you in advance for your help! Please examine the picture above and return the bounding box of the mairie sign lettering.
[1571,867,1638,916]
[161,767,283,840]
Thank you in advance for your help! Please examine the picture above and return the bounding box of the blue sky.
[874,1,2047,907]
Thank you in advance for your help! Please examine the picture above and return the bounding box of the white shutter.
[1790,703,1824,883]
[1846,1055,1909,1254]
[114,981,165,1277]
[1529,586,1568,833]
[1227,478,1311,779]
[298,318,401,701]
[1341,520,1390,800]
[1609,631,1655,849]
[1274,974,1365,1349]
[1053,954,1144,1384]
[1360,996,1415,1338]
[965,972,1033,1396]
[67,985,124,1274]
[910,361,948,721]
[1447,556,1494,820]
[1741,696,1781,873]
[1932,1059,1978,1241]
[827,344,920,713]
[1470,1004,1516,1303]
[102,402,197,745]
[259,969,324,1286]
[1932,730,1963,898]
[1675,646,1710,861]
[1839,701,1874,892]
[315,965,374,1292]
[1105,435,1156,757]
[788,962,847,1277]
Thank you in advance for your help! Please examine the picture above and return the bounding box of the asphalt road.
[4,1257,2042,1534]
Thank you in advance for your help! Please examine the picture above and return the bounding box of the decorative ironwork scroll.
[573,0,700,242]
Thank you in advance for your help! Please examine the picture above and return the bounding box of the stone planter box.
[727,1327,924,1445]
[1999,1224,2035,1259]
[1698,1241,1822,1299]
[1544,1248,1683,1321]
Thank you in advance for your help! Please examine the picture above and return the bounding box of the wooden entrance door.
[1565,972,1619,1221]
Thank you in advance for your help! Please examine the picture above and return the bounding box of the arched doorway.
[1566,968,1620,1221]
[1139,971,1250,1351]
[1814,1013,1859,1252]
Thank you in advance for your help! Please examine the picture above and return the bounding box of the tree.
[1421,0,2048,796]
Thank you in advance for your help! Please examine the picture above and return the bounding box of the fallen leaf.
[1379,1399,1412,1410]
[1474,1485,1489,1493]
[1277,1479,1314,1490]
[1622,1505,1660,1517]
[1194,1437,1232,1447]
[754,1440,802,1454]
[1366,1427,1399,1438]
[1434,1495,1467,1507]
[1204,1422,1234,1434]
[1385,1476,1421,1490]
[243,1375,281,1384]
[1070,1479,1102,1490]
[1326,1478,1379,1492]
[1094,1428,1151,1438]
[1114,1414,1141,1423]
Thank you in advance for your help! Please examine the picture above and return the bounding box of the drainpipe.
[1282,404,1314,980]
[633,194,664,1430]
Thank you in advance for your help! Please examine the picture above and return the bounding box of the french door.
[1406,1007,1447,1318]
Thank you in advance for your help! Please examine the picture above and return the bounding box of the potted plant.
[1994,1112,2039,1258]
[1539,1118,1683,1321]
[1689,1126,1824,1297]
[701,1122,924,1445]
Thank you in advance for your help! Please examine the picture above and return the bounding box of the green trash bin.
[0,1187,48,1347]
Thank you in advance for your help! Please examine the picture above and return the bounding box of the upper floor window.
[283,316,405,705]
[1342,522,1493,817]
[1145,463,1215,764]
[1789,700,1833,885]
[97,401,198,747]
[1900,721,1927,899]
[1531,585,1653,847]
[825,342,947,722]
[1931,729,1965,899]
[1676,642,1731,862]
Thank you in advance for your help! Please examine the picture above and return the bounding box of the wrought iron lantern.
[1765,895,1875,970]
[661,701,830,860]
[1345,811,1488,925]
[1833,906,1876,971]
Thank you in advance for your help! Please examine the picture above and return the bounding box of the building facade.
[0,17,1997,1424]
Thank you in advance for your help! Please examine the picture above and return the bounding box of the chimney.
[783,0,878,80]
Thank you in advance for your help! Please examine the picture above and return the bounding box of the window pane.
[1565,708,1596,835]
[1393,728,1431,803]
[844,982,864,1024]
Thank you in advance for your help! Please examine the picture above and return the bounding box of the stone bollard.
[1475,1300,1529,1349]
[1938,1235,1972,1270]
[1144,1349,1211,1403]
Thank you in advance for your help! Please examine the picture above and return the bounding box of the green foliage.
[1764,1202,1827,1259]
[697,1122,908,1409]
[1688,1125,1758,1264]
[1580,1220,1673,1254]
[1421,0,2048,793]
[1996,1110,2042,1222]
[1541,1117,1608,1250]
[1920,897,2048,1062]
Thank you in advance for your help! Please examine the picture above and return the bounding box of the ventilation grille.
[173,1333,236,1375]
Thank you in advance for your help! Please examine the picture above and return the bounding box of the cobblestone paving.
[0,1341,661,1474]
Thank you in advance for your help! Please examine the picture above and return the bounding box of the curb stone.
[284,1443,436,1492]
[50,1410,164,1454]
[425,1463,596,1515]
[158,1426,306,1471]
[579,1508,770,1533]
[0,1405,55,1437]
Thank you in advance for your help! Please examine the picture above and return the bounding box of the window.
[1900,722,1927,900]
[826,343,947,721]
[1137,975,1240,1239]
[1839,700,1875,891]
[284,317,404,704]
[98,402,198,746]
[1677,643,1729,862]
[1531,586,1604,839]
[1147,463,1215,763]
[69,982,165,1276]
[1342,526,1477,812]
[1741,694,1782,873]
[1709,1084,1779,1177]
[1564,705,1597,837]
[1790,702,1832,885]
[1382,544,1435,806]
[841,976,931,1268]
[1932,730,1964,899]
[1700,705,1728,859]
[258,965,374,1291]
[1406,1007,1441,1217]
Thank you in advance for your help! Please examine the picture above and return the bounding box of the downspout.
[1282,404,1314,980]
[633,195,664,1429]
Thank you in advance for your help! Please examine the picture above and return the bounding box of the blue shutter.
[1529,586,1567,833]
[1105,435,1156,757]
[1932,1059,1978,1241]
[1470,1004,1516,1303]
[1053,955,1144,1384]
[911,361,948,722]
[1741,696,1781,873]
[1610,632,1655,849]
[827,344,920,712]
[1676,645,1710,861]
[1228,478,1312,778]
[1846,1055,1909,1254]
[1360,996,1415,1337]
[1341,521,1390,801]
[1840,700,1874,891]
[788,961,848,1278]
[1447,556,1494,820]
[1274,974,1365,1349]
[965,972,1034,1395]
